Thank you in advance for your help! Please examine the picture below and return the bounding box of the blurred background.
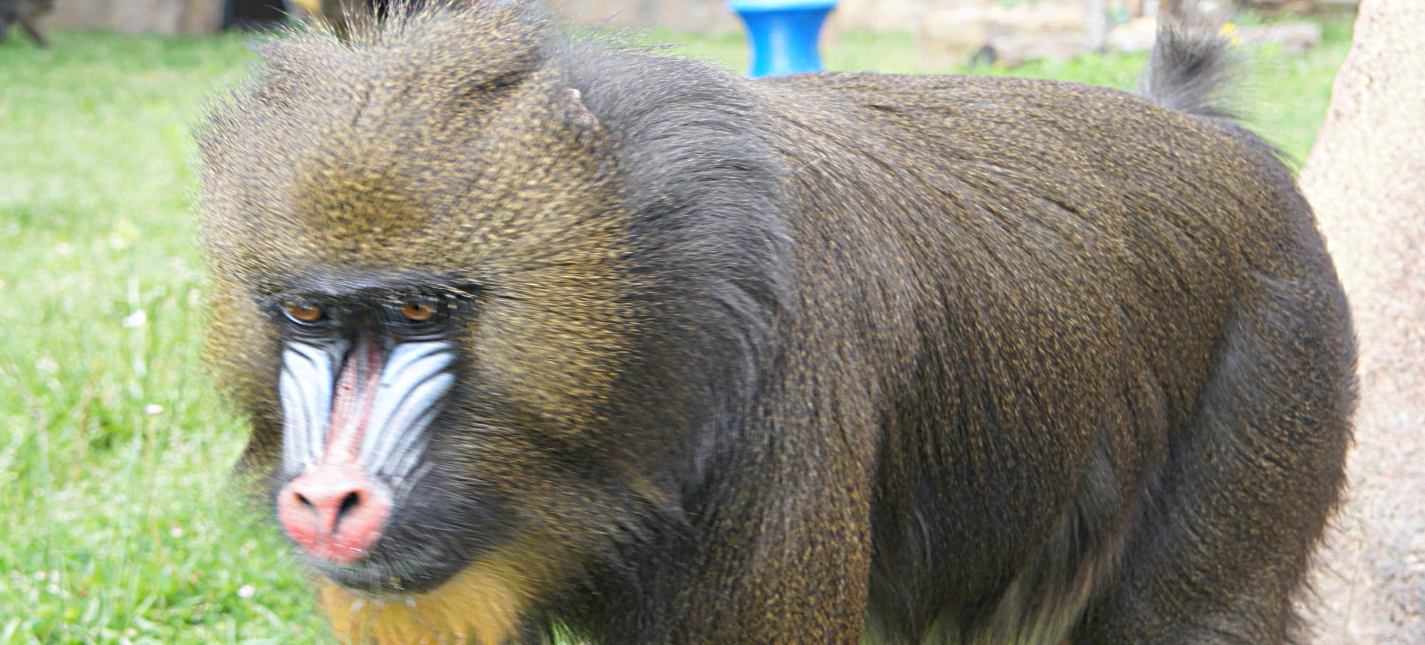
[0,1,1360,643]
[33,0,1358,69]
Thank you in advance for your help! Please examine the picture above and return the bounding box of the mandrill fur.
[197,2,1356,644]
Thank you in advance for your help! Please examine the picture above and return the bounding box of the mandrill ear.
[564,88,600,130]
[561,88,601,144]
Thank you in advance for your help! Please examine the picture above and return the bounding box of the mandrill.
[197,2,1356,644]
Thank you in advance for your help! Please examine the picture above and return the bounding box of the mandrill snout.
[274,330,456,565]
[278,461,391,564]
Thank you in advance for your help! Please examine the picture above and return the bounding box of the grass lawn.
[0,14,1354,644]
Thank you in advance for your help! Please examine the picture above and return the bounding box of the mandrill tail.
[1140,0,1243,122]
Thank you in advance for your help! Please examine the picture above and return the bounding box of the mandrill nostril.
[336,491,363,526]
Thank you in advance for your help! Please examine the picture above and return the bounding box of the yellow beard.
[317,556,538,645]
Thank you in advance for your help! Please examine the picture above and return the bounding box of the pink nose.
[277,462,389,564]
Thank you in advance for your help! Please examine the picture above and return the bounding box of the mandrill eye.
[401,298,439,322]
[284,301,324,324]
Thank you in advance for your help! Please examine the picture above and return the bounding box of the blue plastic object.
[728,0,837,78]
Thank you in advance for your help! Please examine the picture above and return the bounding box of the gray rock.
[1299,0,1425,642]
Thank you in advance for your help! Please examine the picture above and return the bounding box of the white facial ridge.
[385,406,442,485]
[280,339,454,480]
[279,340,339,475]
[360,341,458,481]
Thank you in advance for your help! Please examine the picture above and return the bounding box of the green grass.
[0,16,1354,644]
[0,31,330,644]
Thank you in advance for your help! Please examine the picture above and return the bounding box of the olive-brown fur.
[199,3,1355,644]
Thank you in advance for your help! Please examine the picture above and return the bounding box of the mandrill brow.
[197,1,1356,644]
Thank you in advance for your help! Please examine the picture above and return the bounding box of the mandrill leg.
[18,15,46,48]
[1072,295,1350,644]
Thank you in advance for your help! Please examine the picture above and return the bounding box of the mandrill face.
[201,85,644,594]
[200,15,641,597]
[197,7,783,639]
[264,285,486,589]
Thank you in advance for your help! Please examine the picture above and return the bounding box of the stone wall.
[553,0,1075,34]
[35,0,1362,35]
[41,0,223,34]
[555,0,740,34]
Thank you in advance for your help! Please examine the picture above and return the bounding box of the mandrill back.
[199,2,1354,644]
[746,70,1355,643]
